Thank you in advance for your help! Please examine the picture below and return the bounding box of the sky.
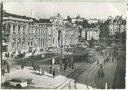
[3,2,127,19]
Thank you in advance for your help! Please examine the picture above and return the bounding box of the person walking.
[8,53,10,59]
[50,66,52,74]
[2,69,5,76]
[57,67,60,76]
[101,69,104,78]
[11,53,13,59]
[97,60,99,65]
[21,63,24,69]
[38,66,40,73]
[5,53,7,60]
[98,68,101,78]
[7,63,10,73]
[53,68,55,78]
[42,67,44,75]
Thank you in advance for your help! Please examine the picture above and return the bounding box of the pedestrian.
[37,65,39,72]
[32,63,34,68]
[57,67,60,76]
[53,68,55,78]
[38,66,40,73]
[97,60,99,65]
[100,64,102,69]
[5,53,7,59]
[98,68,101,78]
[50,66,52,74]
[34,65,36,71]
[2,69,5,76]
[21,64,24,69]
[8,53,10,59]
[101,69,104,78]
[7,63,10,73]
[11,53,13,59]
[64,64,66,71]
[42,67,44,75]
[104,59,106,64]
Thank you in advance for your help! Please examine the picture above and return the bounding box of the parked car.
[4,78,28,88]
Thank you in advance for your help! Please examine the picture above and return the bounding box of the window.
[53,38,54,44]
[28,38,30,45]
[13,25,16,34]
[31,28,33,34]
[18,25,21,34]
[41,29,42,34]
[23,38,25,43]
[31,41,33,45]
[23,26,25,34]
[36,29,37,34]
[39,29,40,34]
[28,28,30,34]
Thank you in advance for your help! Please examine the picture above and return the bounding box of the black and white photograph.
[0,1,127,89]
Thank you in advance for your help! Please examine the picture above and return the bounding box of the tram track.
[58,62,97,89]
[56,62,92,89]
[56,51,101,89]
[85,62,99,89]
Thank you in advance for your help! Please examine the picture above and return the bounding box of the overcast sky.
[3,2,127,19]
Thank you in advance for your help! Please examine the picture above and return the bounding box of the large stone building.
[2,11,49,55]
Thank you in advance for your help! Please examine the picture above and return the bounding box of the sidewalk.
[94,49,118,89]
[2,66,71,89]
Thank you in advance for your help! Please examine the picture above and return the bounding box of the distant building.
[86,28,100,41]
[85,19,100,41]
[64,24,79,46]
[99,16,126,46]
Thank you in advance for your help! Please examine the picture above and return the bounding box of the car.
[4,78,28,88]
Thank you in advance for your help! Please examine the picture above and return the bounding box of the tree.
[67,16,72,23]
[83,19,90,28]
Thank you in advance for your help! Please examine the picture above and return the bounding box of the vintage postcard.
[0,1,127,89]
